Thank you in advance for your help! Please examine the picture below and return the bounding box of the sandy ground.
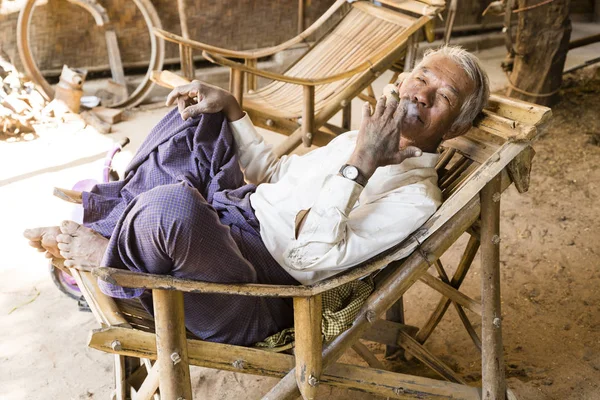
[1,33,600,399]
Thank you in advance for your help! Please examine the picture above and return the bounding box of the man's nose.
[412,87,433,108]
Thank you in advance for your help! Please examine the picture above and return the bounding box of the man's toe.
[56,234,72,244]
[60,220,81,236]
[23,227,45,240]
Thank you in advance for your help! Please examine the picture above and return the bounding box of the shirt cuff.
[228,112,263,149]
[294,174,363,241]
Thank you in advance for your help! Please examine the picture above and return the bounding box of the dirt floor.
[1,61,600,399]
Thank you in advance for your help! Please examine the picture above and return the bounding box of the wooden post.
[341,102,351,131]
[298,0,305,34]
[302,85,315,147]
[231,68,245,109]
[480,174,505,400]
[505,0,571,106]
[153,290,192,400]
[293,295,323,400]
[177,0,194,81]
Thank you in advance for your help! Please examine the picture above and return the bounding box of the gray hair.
[417,46,490,132]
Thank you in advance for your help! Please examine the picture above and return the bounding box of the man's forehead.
[416,55,472,96]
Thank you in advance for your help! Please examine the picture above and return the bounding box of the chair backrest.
[258,1,437,116]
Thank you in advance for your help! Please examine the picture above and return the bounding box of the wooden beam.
[89,327,481,400]
[480,174,505,399]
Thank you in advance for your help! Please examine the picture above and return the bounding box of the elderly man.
[24,46,489,346]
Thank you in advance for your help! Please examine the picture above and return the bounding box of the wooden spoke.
[396,330,466,384]
[435,261,483,351]
[351,341,385,369]
[419,273,482,316]
[415,236,480,344]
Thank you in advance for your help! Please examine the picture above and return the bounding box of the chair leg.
[293,295,323,400]
[480,174,506,399]
[114,355,127,400]
[153,289,193,400]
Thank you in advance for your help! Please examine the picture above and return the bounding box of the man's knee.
[133,182,208,226]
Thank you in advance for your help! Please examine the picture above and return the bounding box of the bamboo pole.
[293,295,323,400]
[480,174,505,399]
[153,290,192,400]
[302,85,315,147]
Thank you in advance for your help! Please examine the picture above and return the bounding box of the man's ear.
[442,123,471,141]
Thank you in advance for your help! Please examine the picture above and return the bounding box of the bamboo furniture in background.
[152,0,445,155]
[58,93,551,399]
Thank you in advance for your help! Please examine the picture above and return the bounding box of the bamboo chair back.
[245,2,431,119]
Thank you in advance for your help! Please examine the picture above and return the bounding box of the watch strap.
[339,164,369,187]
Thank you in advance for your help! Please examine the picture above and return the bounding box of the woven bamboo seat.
[57,92,551,399]
[152,0,445,154]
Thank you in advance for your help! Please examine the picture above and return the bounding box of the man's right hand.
[165,80,244,122]
[347,96,422,180]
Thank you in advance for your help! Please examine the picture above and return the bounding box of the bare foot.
[56,220,109,271]
[23,226,63,259]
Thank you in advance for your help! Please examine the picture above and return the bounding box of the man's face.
[396,54,475,149]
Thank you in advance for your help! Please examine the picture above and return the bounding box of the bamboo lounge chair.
[151,0,446,155]
[53,93,551,399]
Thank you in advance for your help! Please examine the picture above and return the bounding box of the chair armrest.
[93,267,316,297]
[203,51,372,86]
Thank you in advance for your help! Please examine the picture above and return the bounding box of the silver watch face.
[343,165,359,180]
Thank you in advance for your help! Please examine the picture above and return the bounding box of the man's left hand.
[165,80,244,122]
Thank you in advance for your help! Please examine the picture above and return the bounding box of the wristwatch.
[339,164,369,187]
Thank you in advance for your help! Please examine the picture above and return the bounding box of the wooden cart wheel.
[17,0,165,108]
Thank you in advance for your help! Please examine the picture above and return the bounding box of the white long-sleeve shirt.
[230,114,442,285]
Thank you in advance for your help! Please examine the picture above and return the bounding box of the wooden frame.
[55,94,551,399]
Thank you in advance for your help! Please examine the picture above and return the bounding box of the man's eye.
[416,77,425,83]
[440,94,450,104]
